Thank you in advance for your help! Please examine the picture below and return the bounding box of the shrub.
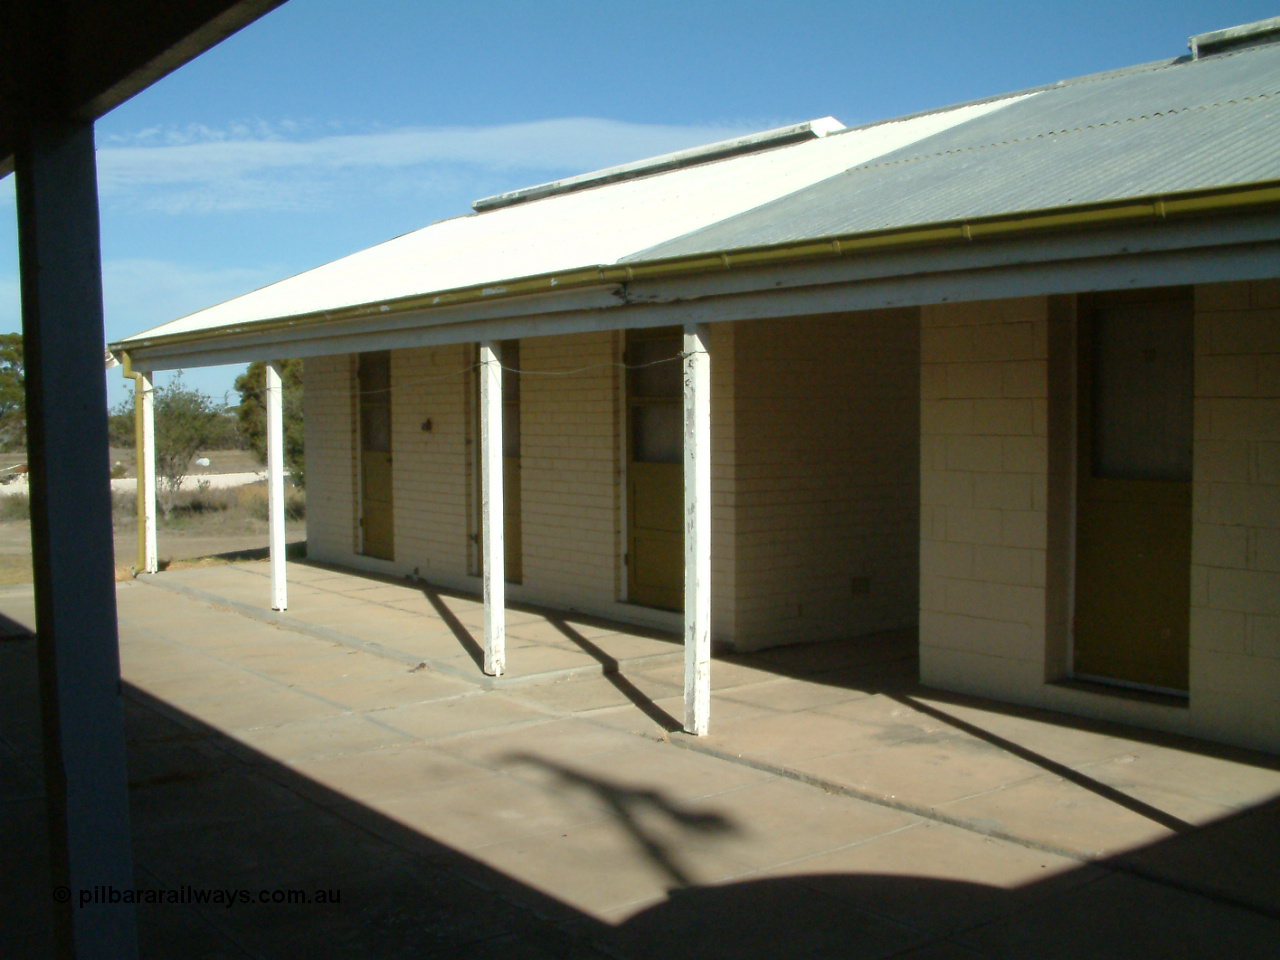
[111,373,230,515]
[235,483,305,522]
[168,487,234,518]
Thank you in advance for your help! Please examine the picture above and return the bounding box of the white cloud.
[96,117,766,213]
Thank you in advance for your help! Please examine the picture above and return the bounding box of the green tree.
[150,373,225,512]
[107,393,135,448]
[234,359,304,487]
[0,334,25,452]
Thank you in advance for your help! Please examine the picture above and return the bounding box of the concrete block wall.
[303,345,474,580]
[297,332,731,634]
[519,331,620,609]
[303,317,913,651]
[1189,279,1280,751]
[518,325,736,636]
[918,296,1051,699]
[301,353,357,564]
[731,310,919,651]
[390,344,472,580]
[918,286,1280,753]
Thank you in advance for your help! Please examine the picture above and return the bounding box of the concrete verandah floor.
[2,561,1280,959]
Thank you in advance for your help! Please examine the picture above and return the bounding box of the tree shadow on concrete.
[505,752,735,887]
[129,559,1280,862]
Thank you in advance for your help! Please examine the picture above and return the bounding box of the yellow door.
[1074,290,1192,692]
[359,352,394,561]
[627,329,683,610]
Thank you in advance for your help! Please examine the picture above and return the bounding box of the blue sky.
[0,0,1273,404]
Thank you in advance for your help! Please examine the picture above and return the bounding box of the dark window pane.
[1091,307,1193,481]
[358,352,392,453]
[358,351,390,394]
[361,405,391,452]
[628,336,683,398]
[633,403,682,463]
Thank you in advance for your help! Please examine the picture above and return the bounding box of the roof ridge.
[827,55,1186,141]
[831,38,1279,144]
[832,88,1280,179]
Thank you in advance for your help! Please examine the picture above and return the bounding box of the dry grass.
[0,555,37,586]
[0,482,306,586]
[152,483,305,525]
[5,484,305,526]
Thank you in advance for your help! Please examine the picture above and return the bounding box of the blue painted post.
[16,119,140,958]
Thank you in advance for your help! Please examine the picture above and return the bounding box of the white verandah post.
[683,323,712,735]
[479,341,506,676]
[266,360,288,611]
[135,366,158,574]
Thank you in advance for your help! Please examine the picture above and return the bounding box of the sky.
[0,0,1274,406]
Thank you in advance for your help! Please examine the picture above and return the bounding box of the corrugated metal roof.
[122,36,1280,346]
[626,44,1280,261]
[123,99,1020,341]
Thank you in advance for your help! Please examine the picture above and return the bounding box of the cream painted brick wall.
[520,331,619,607]
[300,330,739,639]
[1190,279,1280,751]
[304,346,475,578]
[301,354,356,563]
[919,296,1049,694]
[518,326,737,638]
[390,344,472,579]
[730,309,919,651]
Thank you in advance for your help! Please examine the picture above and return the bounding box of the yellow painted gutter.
[116,178,1280,354]
[118,352,148,572]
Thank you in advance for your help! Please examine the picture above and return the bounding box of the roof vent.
[1189,16,1280,58]
[472,117,845,212]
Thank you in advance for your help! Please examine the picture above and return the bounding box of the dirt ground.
[0,516,306,585]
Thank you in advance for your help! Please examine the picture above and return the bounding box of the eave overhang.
[112,178,1280,370]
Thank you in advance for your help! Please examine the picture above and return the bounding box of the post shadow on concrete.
[416,582,487,671]
[189,556,1280,825]
[546,616,683,732]
[2,633,1279,959]
[153,540,309,571]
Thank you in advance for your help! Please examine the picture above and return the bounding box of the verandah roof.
[115,32,1280,355]
[117,97,1025,345]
